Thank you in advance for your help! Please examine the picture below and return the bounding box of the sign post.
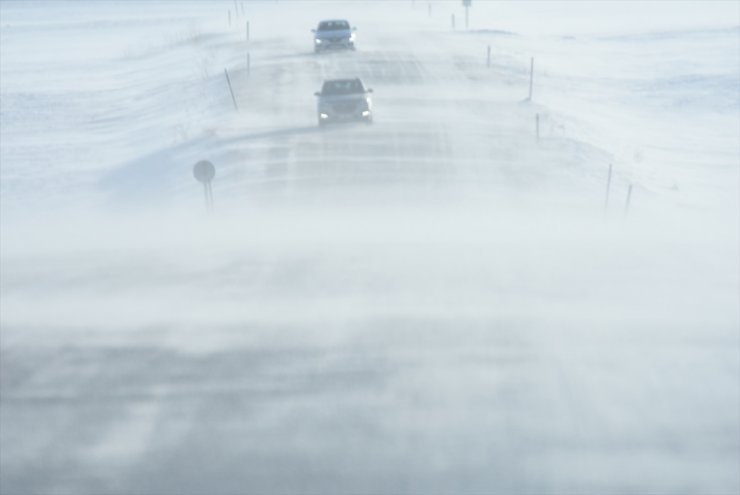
[462,0,471,29]
[193,160,216,213]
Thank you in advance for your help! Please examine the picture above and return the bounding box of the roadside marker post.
[528,57,534,101]
[604,163,613,212]
[487,45,491,67]
[224,68,239,110]
[624,184,633,215]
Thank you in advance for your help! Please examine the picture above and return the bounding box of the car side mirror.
[366,88,373,93]
[311,29,316,33]
[314,92,321,97]
[352,27,357,31]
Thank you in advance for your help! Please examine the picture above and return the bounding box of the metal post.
[246,21,250,41]
[624,184,633,215]
[451,14,455,30]
[247,52,251,77]
[487,45,491,67]
[203,183,212,213]
[465,5,469,29]
[224,68,239,110]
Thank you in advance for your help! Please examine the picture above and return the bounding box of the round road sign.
[193,160,215,183]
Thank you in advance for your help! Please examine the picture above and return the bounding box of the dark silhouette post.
[224,68,239,110]
[624,184,633,215]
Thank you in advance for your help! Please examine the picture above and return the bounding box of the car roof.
[317,19,350,28]
[324,78,362,83]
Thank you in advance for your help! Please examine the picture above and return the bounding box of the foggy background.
[1,1,738,494]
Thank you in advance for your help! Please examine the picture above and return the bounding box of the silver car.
[312,19,356,53]
[315,78,373,126]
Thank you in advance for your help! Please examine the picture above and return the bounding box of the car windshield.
[321,79,365,95]
[318,20,350,31]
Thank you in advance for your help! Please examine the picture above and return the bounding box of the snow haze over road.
[1,1,738,494]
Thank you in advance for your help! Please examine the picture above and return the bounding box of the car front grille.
[332,101,359,113]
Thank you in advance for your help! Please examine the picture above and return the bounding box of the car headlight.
[349,33,356,41]
[315,39,322,44]
[362,110,370,116]
[320,113,328,119]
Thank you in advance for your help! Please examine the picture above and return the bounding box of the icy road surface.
[1,1,739,494]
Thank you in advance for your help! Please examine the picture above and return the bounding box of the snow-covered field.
[1,1,738,494]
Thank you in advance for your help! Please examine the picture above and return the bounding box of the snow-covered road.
[1,2,739,494]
